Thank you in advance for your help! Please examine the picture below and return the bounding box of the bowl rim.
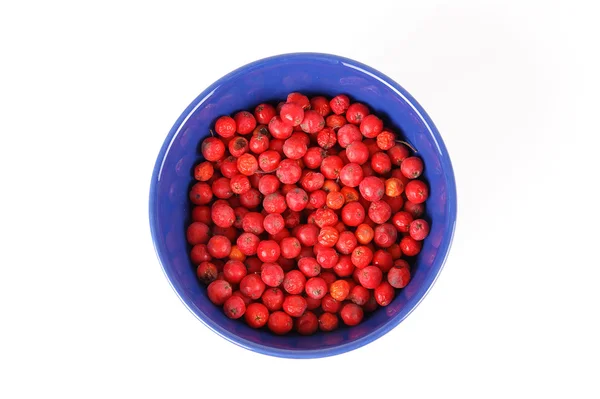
[149,52,457,358]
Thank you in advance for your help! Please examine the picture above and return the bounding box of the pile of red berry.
[187,92,430,335]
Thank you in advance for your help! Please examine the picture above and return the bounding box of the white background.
[1,1,599,397]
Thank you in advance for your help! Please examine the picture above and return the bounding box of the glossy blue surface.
[149,53,457,358]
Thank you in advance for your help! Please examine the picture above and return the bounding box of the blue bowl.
[149,53,457,358]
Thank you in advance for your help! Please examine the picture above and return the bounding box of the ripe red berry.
[320,155,344,179]
[346,141,370,165]
[326,114,347,130]
[223,295,246,319]
[261,262,285,287]
[214,116,237,138]
[298,257,321,277]
[409,218,430,241]
[194,161,214,181]
[207,280,232,305]
[372,250,394,273]
[254,103,277,125]
[329,280,350,301]
[263,192,287,214]
[310,96,331,116]
[357,265,383,289]
[201,137,226,162]
[374,223,397,248]
[249,126,270,154]
[388,261,411,288]
[305,277,328,299]
[330,94,350,115]
[196,261,218,284]
[359,176,385,202]
[351,245,373,269]
[374,281,395,306]
[348,285,370,305]
[228,136,249,157]
[287,92,310,110]
[245,303,269,328]
[207,235,231,258]
[296,311,319,335]
[401,156,424,179]
[368,200,392,224]
[405,180,429,204]
[280,102,305,126]
[341,202,365,227]
[268,311,294,335]
[300,110,325,133]
[317,127,337,149]
[316,247,339,269]
[234,111,257,135]
[223,260,247,284]
[283,270,306,295]
[303,147,326,169]
[346,103,369,125]
[403,200,425,218]
[280,237,302,259]
[282,295,307,317]
[276,159,302,184]
[211,201,235,228]
[239,274,266,300]
[371,152,392,175]
[400,236,422,257]
[359,114,383,138]
[333,255,355,277]
[261,287,285,311]
[376,130,395,150]
[257,240,280,263]
[285,188,309,211]
[340,303,364,326]
[268,116,293,139]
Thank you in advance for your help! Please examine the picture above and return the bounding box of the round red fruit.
[310,96,331,116]
[287,92,310,109]
[330,94,350,115]
[348,285,370,306]
[194,161,214,181]
[388,144,410,165]
[207,280,232,305]
[388,262,411,288]
[283,270,306,295]
[207,235,231,258]
[282,295,307,317]
[409,218,430,241]
[359,176,385,202]
[268,116,293,139]
[261,288,285,311]
[196,261,218,284]
[400,236,422,256]
[340,303,364,326]
[228,136,249,157]
[296,311,319,335]
[351,246,373,269]
[254,103,277,125]
[245,303,269,328]
[376,130,395,150]
[305,277,328,299]
[346,103,369,125]
[257,240,280,262]
[358,266,382,289]
[280,102,304,126]
[261,263,284,287]
[374,223,397,248]
[223,260,247,284]
[268,311,293,335]
[201,137,225,162]
[223,295,246,319]
[234,111,257,135]
[276,159,302,184]
[346,141,370,165]
[280,237,302,259]
[319,312,339,331]
[298,257,321,277]
[368,200,392,224]
[405,180,429,204]
[341,202,366,227]
[303,147,326,169]
[359,114,383,138]
[320,155,344,179]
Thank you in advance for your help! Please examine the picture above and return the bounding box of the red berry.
[305,277,328,299]
[388,262,411,288]
[320,155,344,179]
[201,137,226,162]
[388,144,410,165]
[326,114,347,130]
[263,213,285,235]
[287,92,310,110]
[372,250,394,273]
[400,236,422,256]
[194,161,214,181]
[283,270,306,295]
[310,96,331,116]
[374,281,395,306]
[214,116,237,138]
[189,182,213,205]
[371,152,392,175]
[245,303,269,328]
[196,261,218,284]
[341,202,366,227]
[276,159,302,184]
[374,223,397,248]
[359,114,383,138]
[261,262,284,287]
[335,231,358,255]
[405,180,429,204]
[283,136,308,160]
[207,280,232,305]
[211,201,235,228]
[298,257,321,277]
[348,285,370,305]
[300,110,325,133]
[234,111,257,135]
[321,294,341,313]
[186,222,210,245]
[249,126,270,154]
[340,303,364,326]
[296,224,319,246]
[280,237,302,259]
[333,255,355,277]
[228,136,249,157]
[316,247,339,269]
[403,200,425,218]
[358,265,382,289]
[258,150,281,172]
[245,257,262,274]
[368,200,392,224]
[359,176,385,202]
[303,147,326,169]
[223,260,247,284]
[282,295,307,317]
[409,219,430,241]
[346,141,370,165]
[401,157,424,179]
[236,232,260,256]
[308,190,327,210]
[268,116,293,139]
[317,127,337,149]
[258,174,280,196]
[239,274,266,300]
[376,130,395,150]
[300,171,325,192]
[261,287,285,311]
[230,174,251,195]
[207,235,231,258]
[351,246,373,269]
[237,153,258,176]
[326,191,345,210]
[330,94,350,115]
[254,103,277,125]
[223,295,246,319]
[192,206,211,224]
[257,240,280,262]
[319,312,339,331]
[329,279,350,301]
[346,103,369,125]
[280,102,305,126]
[337,163,363,188]
[295,311,319,335]
[268,311,294,335]
[286,188,309,211]
[385,178,404,197]
[242,212,265,234]
[263,192,287,214]
[337,124,362,148]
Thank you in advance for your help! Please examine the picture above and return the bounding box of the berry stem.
[396,140,417,153]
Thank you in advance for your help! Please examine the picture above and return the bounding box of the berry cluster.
[188,93,430,335]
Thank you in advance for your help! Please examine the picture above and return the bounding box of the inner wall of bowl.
[153,56,452,352]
